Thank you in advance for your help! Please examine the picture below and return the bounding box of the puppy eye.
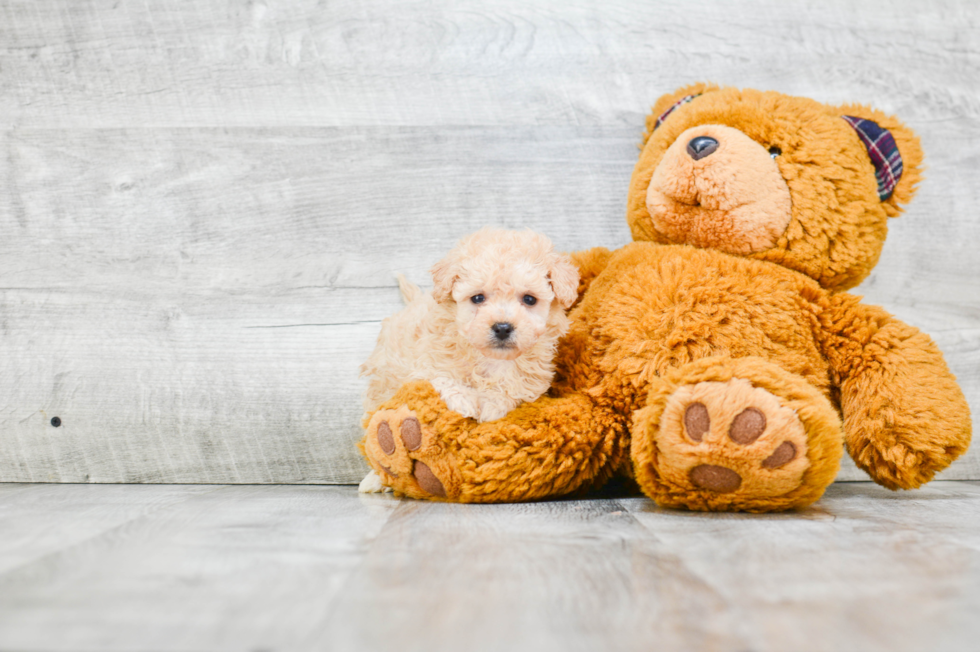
[768,146,782,158]
[471,294,485,305]
[522,295,537,306]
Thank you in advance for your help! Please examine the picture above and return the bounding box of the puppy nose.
[687,136,719,160]
[491,322,514,340]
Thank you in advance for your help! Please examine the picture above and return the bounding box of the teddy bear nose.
[492,322,515,340]
[687,136,719,160]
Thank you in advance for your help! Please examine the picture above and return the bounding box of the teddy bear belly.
[567,243,833,399]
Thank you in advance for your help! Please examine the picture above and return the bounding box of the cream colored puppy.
[358,229,579,493]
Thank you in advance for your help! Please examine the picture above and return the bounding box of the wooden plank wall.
[1,0,977,484]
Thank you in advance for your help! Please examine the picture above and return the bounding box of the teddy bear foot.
[362,405,461,500]
[657,379,810,496]
[631,357,844,512]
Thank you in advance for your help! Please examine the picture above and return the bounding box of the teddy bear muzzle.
[645,124,792,255]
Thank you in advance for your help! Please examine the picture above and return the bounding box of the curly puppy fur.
[358,229,578,492]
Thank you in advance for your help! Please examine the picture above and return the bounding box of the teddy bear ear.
[642,82,722,147]
[430,258,459,303]
[836,104,924,215]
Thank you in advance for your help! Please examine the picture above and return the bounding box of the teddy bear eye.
[471,294,485,305]
[523,295,537,306]
[769,146,782,158]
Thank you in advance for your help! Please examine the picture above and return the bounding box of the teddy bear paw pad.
[661,378,810,498]
[364,406,453,499]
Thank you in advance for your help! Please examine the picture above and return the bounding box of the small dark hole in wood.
[51,417,62,427]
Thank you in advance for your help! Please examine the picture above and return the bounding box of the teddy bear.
[359,83,972,512]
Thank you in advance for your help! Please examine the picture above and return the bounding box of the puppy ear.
[430,258,458,303]
[548,253,581,310]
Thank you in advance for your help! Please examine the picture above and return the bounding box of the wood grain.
[2,0,978,129]
[0,485,400,651]
[0,483,218,575]
[1,482,978,651]
[0,0,977,483]
[0,126,635,483]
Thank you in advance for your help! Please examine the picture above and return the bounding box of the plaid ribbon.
[841,115,903,201]
[652,93,702,131]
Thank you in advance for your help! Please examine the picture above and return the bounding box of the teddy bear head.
[626,83,923,291]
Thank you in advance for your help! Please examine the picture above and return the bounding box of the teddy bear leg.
[631,356,844,512]
[361,381,627,502]
[362,404,458,498]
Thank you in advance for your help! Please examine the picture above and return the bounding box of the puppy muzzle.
[491,322,515,342]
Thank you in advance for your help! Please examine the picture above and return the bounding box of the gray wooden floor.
[1,482,979,652]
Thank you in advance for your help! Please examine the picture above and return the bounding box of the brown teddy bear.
[359,83,973,512]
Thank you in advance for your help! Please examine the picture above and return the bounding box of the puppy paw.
[357,470,390,493]
[477,399,514,422]
[431,377,480,420]
[632,357,843,512]
[443,393,479,420]
[362,405,461,500]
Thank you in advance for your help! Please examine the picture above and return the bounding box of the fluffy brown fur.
[358,84,971,512]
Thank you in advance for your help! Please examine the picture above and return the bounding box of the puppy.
[358,228,579,493]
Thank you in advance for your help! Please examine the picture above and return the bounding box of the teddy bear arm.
[566,247,615,308]
[360,380,630,502]
[819,294,972,489]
